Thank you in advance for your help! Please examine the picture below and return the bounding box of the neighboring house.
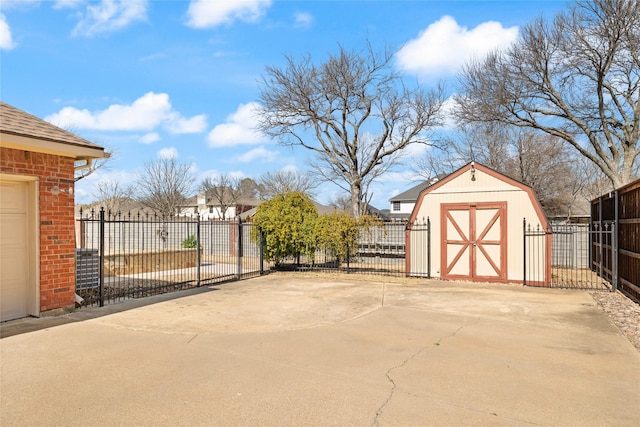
[1,101,106,321]
[75,198,157,219]
[238,200,342,221]
[180,189,261,220]
[389,177,440,221]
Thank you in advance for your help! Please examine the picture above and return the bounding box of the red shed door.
[441,202,507,282]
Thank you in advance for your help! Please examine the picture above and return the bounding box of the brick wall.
[1,147,76,314]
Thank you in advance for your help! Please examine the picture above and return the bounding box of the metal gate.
[524,222,614,290]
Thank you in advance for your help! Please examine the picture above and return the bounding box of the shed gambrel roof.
[0,101,105,159]
[408,162,549,228]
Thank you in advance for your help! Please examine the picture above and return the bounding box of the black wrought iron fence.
[524,221,614,290]
[74,209,424,308]
[75,208,267,308]
[274,222,410,276]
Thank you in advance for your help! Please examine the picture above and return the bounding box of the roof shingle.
[0,101,104,151]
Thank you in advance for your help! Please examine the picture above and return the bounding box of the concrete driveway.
[1,273,639,426]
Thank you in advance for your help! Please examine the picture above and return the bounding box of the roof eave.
[0,131,106,160]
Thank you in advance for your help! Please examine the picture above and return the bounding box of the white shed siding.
[408,163,549,285]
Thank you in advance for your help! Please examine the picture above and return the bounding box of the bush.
[181,235,198,249]
[314,213,383,265]
[252,192,318,264]
[314,213,358,264]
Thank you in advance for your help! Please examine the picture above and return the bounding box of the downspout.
[73,157,95,305]
[74,158,94,173]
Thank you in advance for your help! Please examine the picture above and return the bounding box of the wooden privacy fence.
[592,179,640,300]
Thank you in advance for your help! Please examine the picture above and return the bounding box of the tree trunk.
[350,180,363,218]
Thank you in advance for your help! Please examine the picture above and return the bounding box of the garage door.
[441,202,507,282]
[1,180,31,321]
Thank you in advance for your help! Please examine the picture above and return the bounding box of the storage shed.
[406,162,550,285]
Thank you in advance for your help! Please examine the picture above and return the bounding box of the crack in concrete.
[433,316,479,347]
[372,317,480,427]
[372,353,414,427]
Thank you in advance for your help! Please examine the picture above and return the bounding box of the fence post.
[196,213,201,287]
[612,221,618,293]
[523,218,527,286]
[427,217,431,278]
[259,228,264,275]
[611,221,618,291]
[236,218,243,279]
[98,207,105,307]
[599,197,604,279]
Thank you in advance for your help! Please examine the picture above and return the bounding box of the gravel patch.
[590,290,640,352]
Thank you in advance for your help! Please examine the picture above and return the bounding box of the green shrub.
[314,213,383,265]
[314,213,358,264]
[181,235,198,249]
[252,192,318,264]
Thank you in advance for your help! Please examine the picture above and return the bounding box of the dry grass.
[551,267,610,290]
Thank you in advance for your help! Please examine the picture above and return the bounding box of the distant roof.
[0,101,105,158]
[183,190,262,207]
[390,180,436,202]
[314,201,343,216]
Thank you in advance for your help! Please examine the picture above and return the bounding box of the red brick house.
[1,101,106,321]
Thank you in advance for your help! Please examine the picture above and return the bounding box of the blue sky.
[0,0,568,209]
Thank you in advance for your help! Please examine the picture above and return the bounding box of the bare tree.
[258,43,444,217]
[509,132,583,216]
[200,174,243,220]
[328,194,352,212]
[238,177,261,199]
[413,123,512,181]
[75,143,113,182]
[417,124,587,216]
[75,156,111,182]
[92,180,133,215]
[455,0,640,190]
[60,129,112,182]
[135,157,194,218]
[257,169,317,200]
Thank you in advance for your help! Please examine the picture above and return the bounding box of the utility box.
[75,248,100,290]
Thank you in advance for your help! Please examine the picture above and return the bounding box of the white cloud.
[53,0,85,9]
[140,132,160,144]
[45,92,207,134]
[294,11,313,28]
[235,146,278,163]
[397,15,518,77]
[376,170,418,184]
[207,102,266,148]
[158,147,178,159]
[165,114,207,134]
[71,0,148,37]
[0,14,16,50]
[439,95,458,130]
[186,0,272,28]
[0,0,39,11]
[281,164,299,173]
[402,142,431,159]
